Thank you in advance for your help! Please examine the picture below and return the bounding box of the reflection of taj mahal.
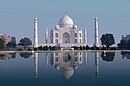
[33,52,99,79]
[50,52,86,79]
[33,52,86,79]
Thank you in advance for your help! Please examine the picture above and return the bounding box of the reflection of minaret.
[45,28,49,43]
[34,18,38,48]
[85,52,88,66]
[95,52,99,77]
[34,53,39,78]
[94,17,99,47]
[45,53,49,67]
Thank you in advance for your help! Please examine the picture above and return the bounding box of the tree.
[19,37,32,49]
[38,46,43,51]
[91,45,100,50]
[0,38,6,49]
[118,39,130,50]
[85,45,90,50]
[49,46,52,50]
[6,37,16,48]
[80,46,82,50]
[100,33,115,49]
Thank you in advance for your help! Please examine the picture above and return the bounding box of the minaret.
[94,17,99,47]
[34,18,38,48]
[45,28,49,43]
[84,28,87,44]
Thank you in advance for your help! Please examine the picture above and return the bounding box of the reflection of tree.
[20,53,33,58]
[11,53,16,58]
[101,52,115,62]
[0,54,6,60]
[121,51,130,59]
[0,53,16,60]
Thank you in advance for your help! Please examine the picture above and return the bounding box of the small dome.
[74,25,78,29]
[59,14,74,28]
[55,25,59,29]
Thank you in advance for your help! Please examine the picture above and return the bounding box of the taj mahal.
[33,14,99,48]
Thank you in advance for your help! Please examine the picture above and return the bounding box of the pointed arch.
[62,32,70,43]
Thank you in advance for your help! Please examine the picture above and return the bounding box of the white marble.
[48,14,87,47]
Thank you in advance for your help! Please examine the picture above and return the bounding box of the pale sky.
[0,0,130,45]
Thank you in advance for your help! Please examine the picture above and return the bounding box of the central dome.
[59,14,74,28]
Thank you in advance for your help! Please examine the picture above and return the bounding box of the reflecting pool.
[0,51,130,86]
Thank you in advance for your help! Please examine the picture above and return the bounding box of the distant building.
[0,33,12,44]
[121,34,130,41]
[118,34,130,49]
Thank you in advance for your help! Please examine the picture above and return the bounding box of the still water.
[0,51,130,86]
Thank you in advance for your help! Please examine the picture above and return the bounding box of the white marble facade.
[45,14,87,47]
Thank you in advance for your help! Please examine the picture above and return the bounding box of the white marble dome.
[59,14,74,28]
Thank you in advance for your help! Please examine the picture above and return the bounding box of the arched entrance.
[62,32,70,43]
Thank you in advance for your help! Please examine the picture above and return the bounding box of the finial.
[95,17,98,20]
[65,12,67,15]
